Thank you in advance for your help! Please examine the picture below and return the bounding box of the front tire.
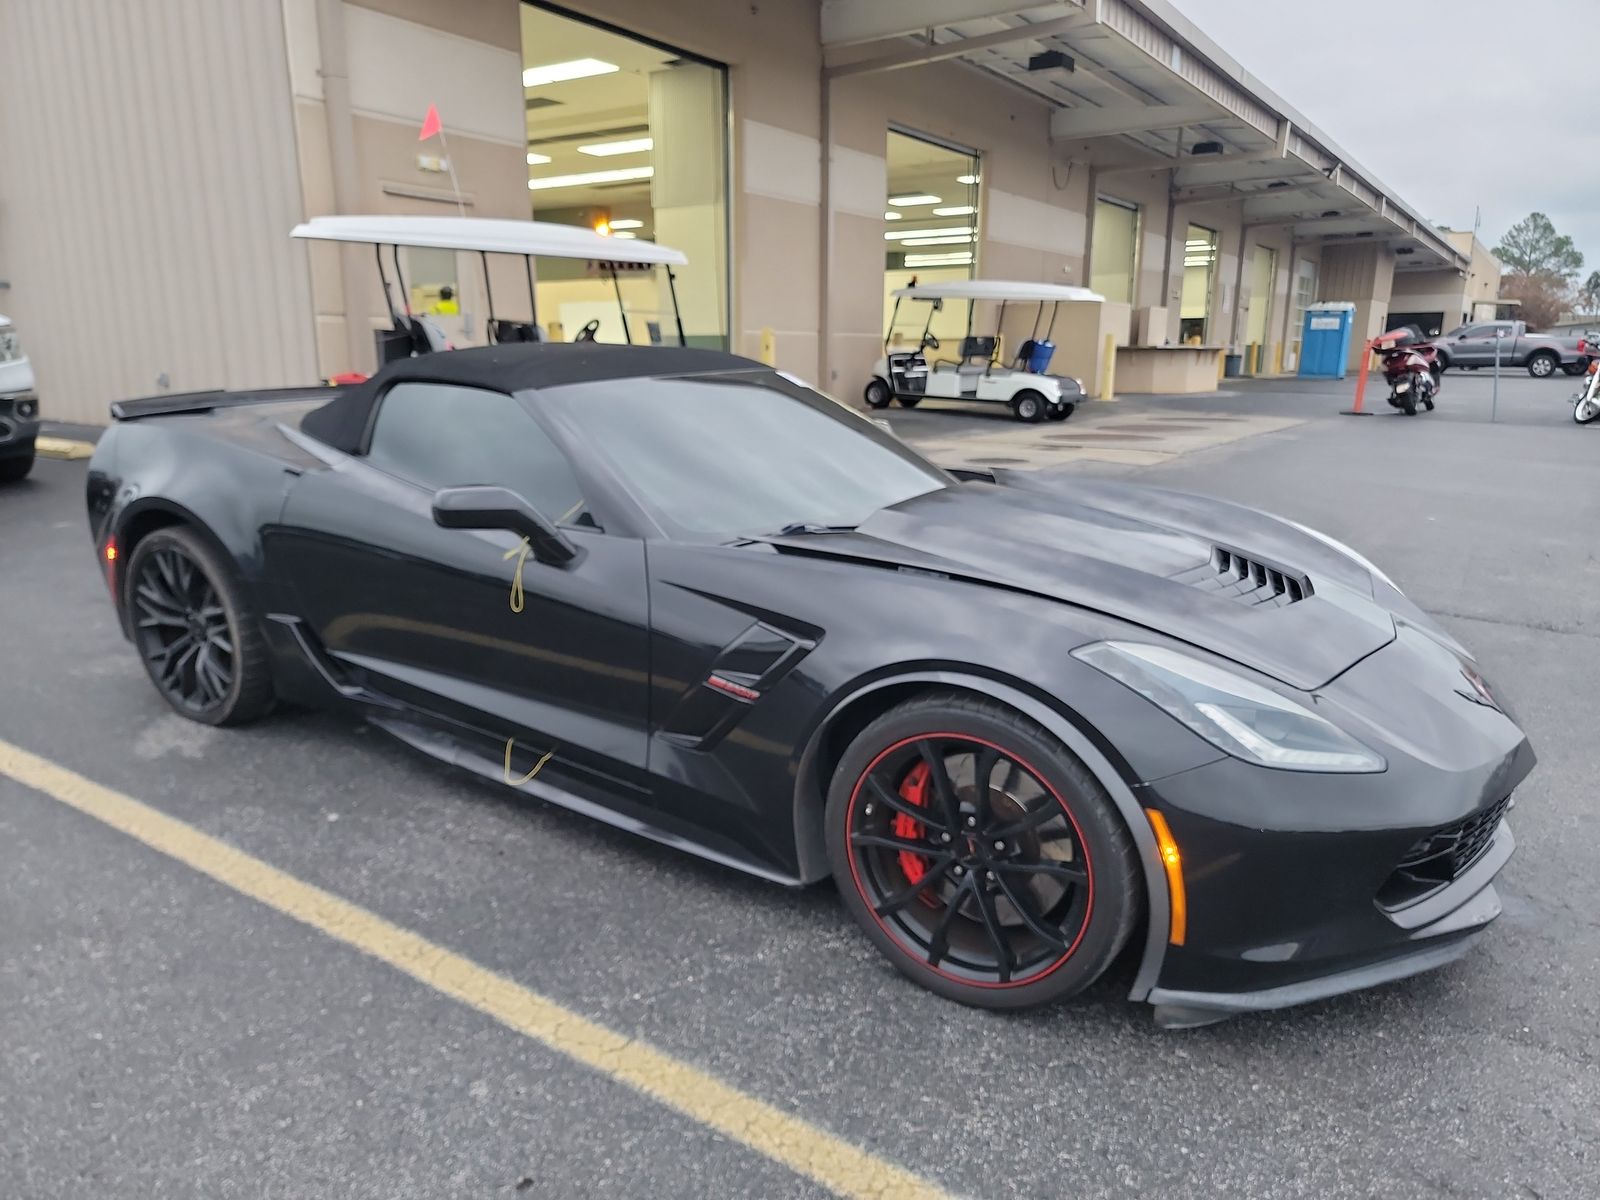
[1528,352,1558,379]
[0,454,34,483]
[864,378,892,409]
[125,526,275,726]
[1045,403,1071,422]
[1575,396,1600,424]
[1011,390,1045,423]
[825,692,1141,1010]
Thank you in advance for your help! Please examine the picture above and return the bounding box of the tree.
[1497,271,1570,331]
[1493,212,1584,282]
[1577,270,1600,317]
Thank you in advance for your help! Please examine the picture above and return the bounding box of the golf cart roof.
[891,280,1104,304]
[290,215,688,266]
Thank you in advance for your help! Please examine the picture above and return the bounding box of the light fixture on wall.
[529,166,654,190]
[526,152,552,165]
[578,137,654,157]
[524,58,618,88]
[888,194,942,207]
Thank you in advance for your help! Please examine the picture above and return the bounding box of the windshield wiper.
[774,522,858,536]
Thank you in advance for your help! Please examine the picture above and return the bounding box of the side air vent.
[1171,547,1313,608]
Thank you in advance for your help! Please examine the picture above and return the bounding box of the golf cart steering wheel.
[574,319,602,343]
[921,333,941,351]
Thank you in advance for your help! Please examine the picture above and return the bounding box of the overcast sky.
[1172,0,1600,272]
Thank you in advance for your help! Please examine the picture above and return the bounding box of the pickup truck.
[1427,320,1591,378]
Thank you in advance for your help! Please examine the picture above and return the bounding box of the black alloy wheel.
[126,527,274,726]
[827,694,1140,1008]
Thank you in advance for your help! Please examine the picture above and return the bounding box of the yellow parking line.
[0,738,953,1200]
[34,436,95,460]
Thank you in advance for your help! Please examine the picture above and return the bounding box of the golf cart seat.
[489,318,544,344]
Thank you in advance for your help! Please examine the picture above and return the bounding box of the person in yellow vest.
[433,285,459,316]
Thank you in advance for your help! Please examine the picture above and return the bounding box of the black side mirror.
[432,485,578,566]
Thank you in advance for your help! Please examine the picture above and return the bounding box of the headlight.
[1281,518,1398,590]
[0,326,18,363]
[1073,642,1385,773]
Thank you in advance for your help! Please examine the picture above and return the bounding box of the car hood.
[760,473,1396,691]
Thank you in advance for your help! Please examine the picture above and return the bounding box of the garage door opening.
[521,3,728,348]
[883,129,980,354]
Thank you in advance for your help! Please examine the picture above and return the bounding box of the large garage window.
[1180,225,1217,344]
[883,129,980,353]
[521,4,728,348]
[1090,198,1140,305]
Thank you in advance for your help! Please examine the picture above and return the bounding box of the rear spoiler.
[110,385,341,421]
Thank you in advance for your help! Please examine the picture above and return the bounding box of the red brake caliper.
[893,760,932,889]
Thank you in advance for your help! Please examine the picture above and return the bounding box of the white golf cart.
[290,215,691,369]
[865,280,1102,423]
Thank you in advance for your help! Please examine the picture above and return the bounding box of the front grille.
[1377,794,1512,909]
[1170,547,1312,608]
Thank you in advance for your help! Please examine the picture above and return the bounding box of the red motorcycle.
[1377,325,1442,416]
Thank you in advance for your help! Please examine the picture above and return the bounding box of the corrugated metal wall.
[0,0,315,425]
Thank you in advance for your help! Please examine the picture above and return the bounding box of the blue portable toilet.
[1298,302,1356,379]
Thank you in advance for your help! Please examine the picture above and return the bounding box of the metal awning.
[822,0,1466,272]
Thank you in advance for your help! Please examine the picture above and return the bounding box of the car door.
[1448,323,1496,366]
[270,380,652,777]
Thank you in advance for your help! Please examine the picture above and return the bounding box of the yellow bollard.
[1099,333,1118,401]
[1217,349,1227,381]
[547,319,565,343]
[759,328,777,366]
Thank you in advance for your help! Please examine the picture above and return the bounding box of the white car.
[0,312,40,482]
[866,280,1101,423]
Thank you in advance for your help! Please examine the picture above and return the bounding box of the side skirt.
[370,714,806,889]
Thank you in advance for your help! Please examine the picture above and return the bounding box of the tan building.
[1388,229,1502,336]
[0,0,1472,426]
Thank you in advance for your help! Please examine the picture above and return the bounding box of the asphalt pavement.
[2,369,1597,1199]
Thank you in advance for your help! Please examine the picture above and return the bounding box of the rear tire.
[1011,390,1045,423]
[124,526,275,726]
[1528,352,1558,379]
[864,379,892,409]
[0,454,34,483]
[825,691,1141,1010]
[1400,383,1417,416]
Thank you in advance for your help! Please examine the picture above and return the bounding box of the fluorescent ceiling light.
[931,205,975,217]
[526,152,552,165]
[900,234,973,246]
[888,194,941,207]
[612,231,638,239]
[609,218,644,230]
[956,174,980,185]
[578,137,654,157]
[528,165,654,191]
[524,58,618,88]
[885,225,974,241]
[904,252,973,267]
[884,211,902,220]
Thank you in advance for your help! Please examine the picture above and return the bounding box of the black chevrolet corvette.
[86,345,1534,1026]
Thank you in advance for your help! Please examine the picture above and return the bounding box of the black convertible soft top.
[301,343,760,454]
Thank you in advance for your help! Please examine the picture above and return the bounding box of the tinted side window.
[366,382,590,525]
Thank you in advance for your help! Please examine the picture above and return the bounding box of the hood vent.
[1172,547,1312,608]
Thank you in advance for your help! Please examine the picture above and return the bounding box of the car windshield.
[542,370,950,539]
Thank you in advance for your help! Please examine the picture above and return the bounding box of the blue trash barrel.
[1026,339,1055,374]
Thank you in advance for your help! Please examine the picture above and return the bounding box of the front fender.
[792,668,1175,1003]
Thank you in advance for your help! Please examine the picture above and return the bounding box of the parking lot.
[4,369,1598,1199]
